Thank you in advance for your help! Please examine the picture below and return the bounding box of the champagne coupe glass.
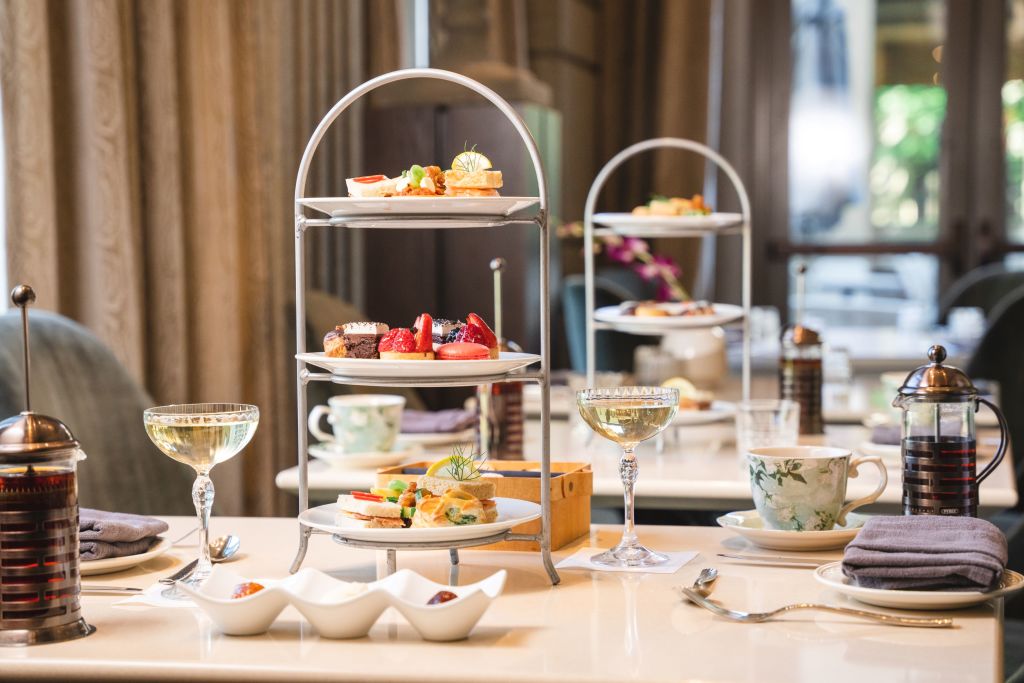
[576,386,679,567]
[143,403,259,599]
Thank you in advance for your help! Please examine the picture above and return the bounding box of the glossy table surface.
[2,516,1004,682]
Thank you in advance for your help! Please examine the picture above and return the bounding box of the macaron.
[437,342,490,360]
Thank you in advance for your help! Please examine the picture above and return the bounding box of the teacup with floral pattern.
[307,395,405,454]
[746,446,886,531]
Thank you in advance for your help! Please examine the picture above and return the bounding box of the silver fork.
[678,586,954,628]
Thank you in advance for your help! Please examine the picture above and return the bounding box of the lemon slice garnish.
[661,376,697,398]
[451,151,492,173]
[425,455,455,477]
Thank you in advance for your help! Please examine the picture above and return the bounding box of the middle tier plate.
[299,498,542,543]
[297,351,541,380]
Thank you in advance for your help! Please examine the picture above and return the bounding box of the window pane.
[791,254,938,327]
[1007,0,1024,243]
[790,0,946,244]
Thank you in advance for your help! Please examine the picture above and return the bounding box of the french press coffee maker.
[0,285,94,645]
[892,345,1008,517]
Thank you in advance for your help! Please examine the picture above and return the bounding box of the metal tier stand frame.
[583,137,753,401]
[290,68,559,586]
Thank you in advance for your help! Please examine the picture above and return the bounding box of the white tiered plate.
[594,303,744,332]
[80,537,172,576]
[296,351,541,380]
[593,212,742,236]
[301,196,540,218]
[716,510,867,551]
[299,498,541,543]
[815,562,1024,610]
[674,401,735,426]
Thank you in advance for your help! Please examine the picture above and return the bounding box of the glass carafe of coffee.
[892,345,1008,517]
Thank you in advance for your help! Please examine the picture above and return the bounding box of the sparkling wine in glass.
[577,386,678,567]
[143,403,258,599]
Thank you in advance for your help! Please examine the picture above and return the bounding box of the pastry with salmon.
[396,165,445,196]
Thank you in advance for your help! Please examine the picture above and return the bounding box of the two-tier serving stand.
[289,68,559,585]
[583,138,753,400]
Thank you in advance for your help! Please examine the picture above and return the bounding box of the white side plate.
[299,497,541,543]
[80,537,172,576]
[296,351,541,380]
[814,562,1024,610]
[398,428,478,448]
[308,443,419,469]
[673,401,736,426]
[716,510,867,551]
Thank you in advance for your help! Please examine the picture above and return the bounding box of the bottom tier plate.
[298,498,542,544]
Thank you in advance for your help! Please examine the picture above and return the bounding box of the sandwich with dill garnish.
[415,445,499,524]
[444,147,503,198]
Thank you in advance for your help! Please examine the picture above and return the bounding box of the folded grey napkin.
[401,409,477,434]
[842,516,1007,591]
[79,509,168,561]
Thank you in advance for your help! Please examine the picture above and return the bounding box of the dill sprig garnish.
[447,443,488,481]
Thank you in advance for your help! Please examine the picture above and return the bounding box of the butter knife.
[160,559,198,584]
[717,553,834,568]
[81,585,143,594]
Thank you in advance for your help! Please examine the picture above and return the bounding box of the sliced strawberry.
[454,322,488,346]
[412,313,433,353]
[379,328,415,353]
[466,313,498,349]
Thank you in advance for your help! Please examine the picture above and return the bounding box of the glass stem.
[193,473,215,582]
[619,446,639,548]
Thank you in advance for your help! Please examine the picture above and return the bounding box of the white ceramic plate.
[593,212,742,235]
[180,565,505,640]
[301,196,540,219]
[814,561,1024,610]
[673,401,736,426]
[857,441,902,462]
[716,510,867,551]
[299,497,541,543]
[308,443,419,469]
[398,428,477,449]
[594,303,744,332]
[80,537,172,576]
[296,351,541,380]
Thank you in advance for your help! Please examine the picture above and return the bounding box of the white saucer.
[716,510,867,551]
[308,443,419,469]
[814,562,1024,610]
[397,428,477,449]
[80,537,172,576]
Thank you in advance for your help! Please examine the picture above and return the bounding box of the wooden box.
[376,461,592,551]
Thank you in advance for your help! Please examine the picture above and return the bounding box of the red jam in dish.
[231,582,265,599]
[427,590,458,605]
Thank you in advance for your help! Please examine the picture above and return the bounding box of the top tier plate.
[593,212,743,237]
[301,197,541,228]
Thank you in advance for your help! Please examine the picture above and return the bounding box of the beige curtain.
[0,0,395,515]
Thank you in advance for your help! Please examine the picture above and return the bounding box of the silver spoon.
[692,567,719,596]
[159,534,241,585]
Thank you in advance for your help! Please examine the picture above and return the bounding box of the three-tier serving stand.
[583,138,753,400]
[289,68,560,585]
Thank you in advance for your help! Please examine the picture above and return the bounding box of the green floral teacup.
[307,395,405,454]
[746,446,887,531]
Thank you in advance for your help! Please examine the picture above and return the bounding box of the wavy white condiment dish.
[179,565,506,640]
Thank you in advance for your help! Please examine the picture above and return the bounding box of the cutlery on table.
[717,553,834,568]
[677,585,954,628]
[691,567,719,596]
[159,533,241,585]
[81,585,144,595]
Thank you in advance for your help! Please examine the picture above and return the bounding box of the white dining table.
[276,419,1019,514]
[4,515,1006,682]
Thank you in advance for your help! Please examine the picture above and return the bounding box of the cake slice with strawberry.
[378,313,435,360]
[453,313,499,359]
